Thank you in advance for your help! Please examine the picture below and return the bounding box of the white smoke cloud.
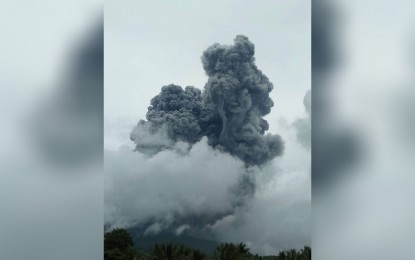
[105,137,245,230]
[207,168,311,255]
[105,112,310,254]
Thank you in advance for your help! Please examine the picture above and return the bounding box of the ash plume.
[131,36,284,166]
[106,36,311,255]
[131,85,202,154]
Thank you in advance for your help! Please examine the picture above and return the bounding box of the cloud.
[131,35,284,166]
[293,90,311,150]
[105,138,247,230]
[104,134,311,254]
[208,168,311,255]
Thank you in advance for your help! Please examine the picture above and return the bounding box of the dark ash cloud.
[131,35,284,166]
[131,85,202,154]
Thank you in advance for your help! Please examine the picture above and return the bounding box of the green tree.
[102,230,310,260]
[215,242,252,260]
[149,243,207,260]
[105,228,134,251]
[104,228,136,260]
[300,246,311,260]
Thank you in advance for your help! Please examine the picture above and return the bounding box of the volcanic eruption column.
[131,35,284,165]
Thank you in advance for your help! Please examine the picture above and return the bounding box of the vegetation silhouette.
[104,228,311,260]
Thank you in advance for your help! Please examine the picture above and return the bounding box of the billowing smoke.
[200,35,284,165]
[105,138,247,231]
[104,138,310,254]
[131,36,284,165]
[131,85,202,154]
[106,36,310,255]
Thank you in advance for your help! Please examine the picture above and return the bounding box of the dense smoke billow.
[105,138,246,231]
[131,35,284,166]
[130,85,202,154]
[106,35,310,254]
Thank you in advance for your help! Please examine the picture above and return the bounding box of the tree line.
[104,228,311,260]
